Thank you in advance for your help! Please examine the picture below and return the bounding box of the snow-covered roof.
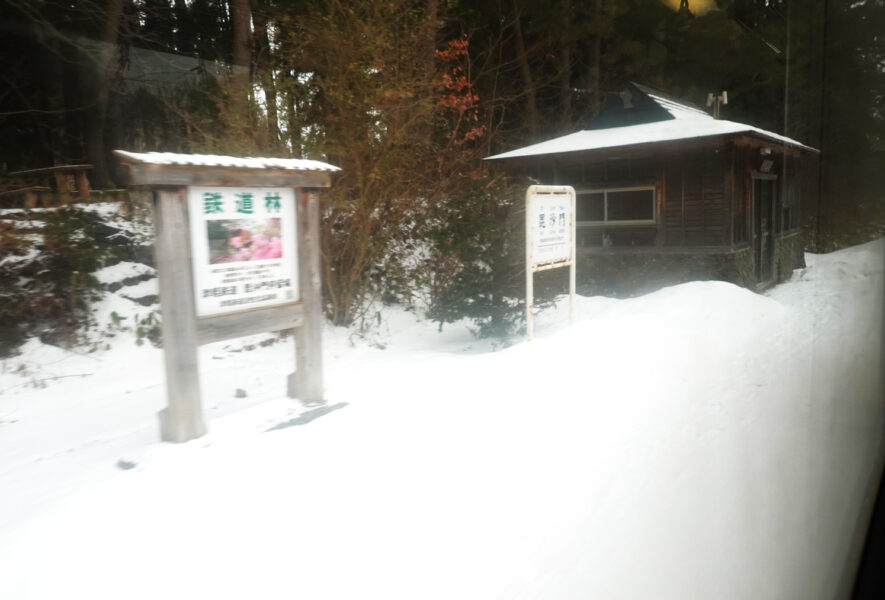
[485,84,817,161]
[114,150,340,172]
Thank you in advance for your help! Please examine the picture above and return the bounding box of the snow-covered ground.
[1,240,883,599]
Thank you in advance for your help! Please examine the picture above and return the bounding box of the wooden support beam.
[74,170,90,199]
[196,303,304,345]
[153,188,207,442]
[52,172,69,200]
[290,189,325,405]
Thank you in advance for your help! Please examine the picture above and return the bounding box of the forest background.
[0,0,883,334]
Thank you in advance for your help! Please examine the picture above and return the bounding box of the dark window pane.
[606,189,654,221]
[577,192,604,221]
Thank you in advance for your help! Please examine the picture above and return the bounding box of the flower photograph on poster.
[207,218,283,264]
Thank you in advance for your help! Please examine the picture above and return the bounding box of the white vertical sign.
[530,191,572,267]
[188,186,298,317]
[525,185,576,341]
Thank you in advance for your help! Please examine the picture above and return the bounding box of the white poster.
[529,188,573,268]
[188,186,298,317]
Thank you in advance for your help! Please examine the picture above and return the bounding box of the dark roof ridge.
[627,81,706,113]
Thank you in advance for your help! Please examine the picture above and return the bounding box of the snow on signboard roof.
[114,150,340,172]
[485,84,817,161]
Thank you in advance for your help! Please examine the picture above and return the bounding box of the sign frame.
[116,151,336,442]
[525,185,576,341]
[187,185,299,317]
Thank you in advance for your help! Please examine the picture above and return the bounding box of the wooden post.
[153,188,207,442]
[525,187,535,341]
[74,170,90,199]
[569,188,576,326]
[53,171,68,196]
[290,188,325,405]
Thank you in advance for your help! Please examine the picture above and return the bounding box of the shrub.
[0,206,111,356]
[423,176,531,339]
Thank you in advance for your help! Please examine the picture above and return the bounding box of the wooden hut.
[485,82,819,294]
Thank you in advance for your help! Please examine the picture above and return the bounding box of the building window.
[576,187,655,224]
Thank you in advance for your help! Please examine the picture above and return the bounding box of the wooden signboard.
[525,185,576,341]
[187,186,298,317]
[115,151,338,442]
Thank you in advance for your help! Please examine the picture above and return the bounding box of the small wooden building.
[486,82,819,294]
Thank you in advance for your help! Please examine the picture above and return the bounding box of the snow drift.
[0,239,883,599]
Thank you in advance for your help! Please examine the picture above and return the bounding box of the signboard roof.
[115,150,339,172]
[115,150,339,188]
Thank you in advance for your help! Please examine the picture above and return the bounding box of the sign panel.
[525,185,576,341]
[188,186,298,317]
[528,187,573,268]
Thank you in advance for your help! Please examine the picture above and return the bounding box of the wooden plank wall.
[663,168,684,246]
[663,152,729,247]
[733,147,750,245]
[539,148,735,249]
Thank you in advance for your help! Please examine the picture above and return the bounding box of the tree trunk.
[251,0,280,147]
[511,0,538,137]
[230,0,253,132]
[284,80,301,154]
[558,0,573,132]
[415,0,439,142]
[80,0,124,186]
[37,13,67,165]
[173,0,193,54]
[587,0,604,117]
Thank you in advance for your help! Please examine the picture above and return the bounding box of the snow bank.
[0,240,882,599]
[93,261,156,286]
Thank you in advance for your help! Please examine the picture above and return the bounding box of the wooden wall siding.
[538,148,750,249]
[733,149,749,245]
[578,228,605,247]
[663,154,728,247]
[683,168,705,245]
[725,145,735,246]
[702,171,726,245]
[664,168,684,246]
[553,155,659,188]
[794,152,817,229]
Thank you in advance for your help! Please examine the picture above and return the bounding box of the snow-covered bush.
[0,205,145,357]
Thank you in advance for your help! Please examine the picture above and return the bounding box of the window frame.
[576,185,657,226]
